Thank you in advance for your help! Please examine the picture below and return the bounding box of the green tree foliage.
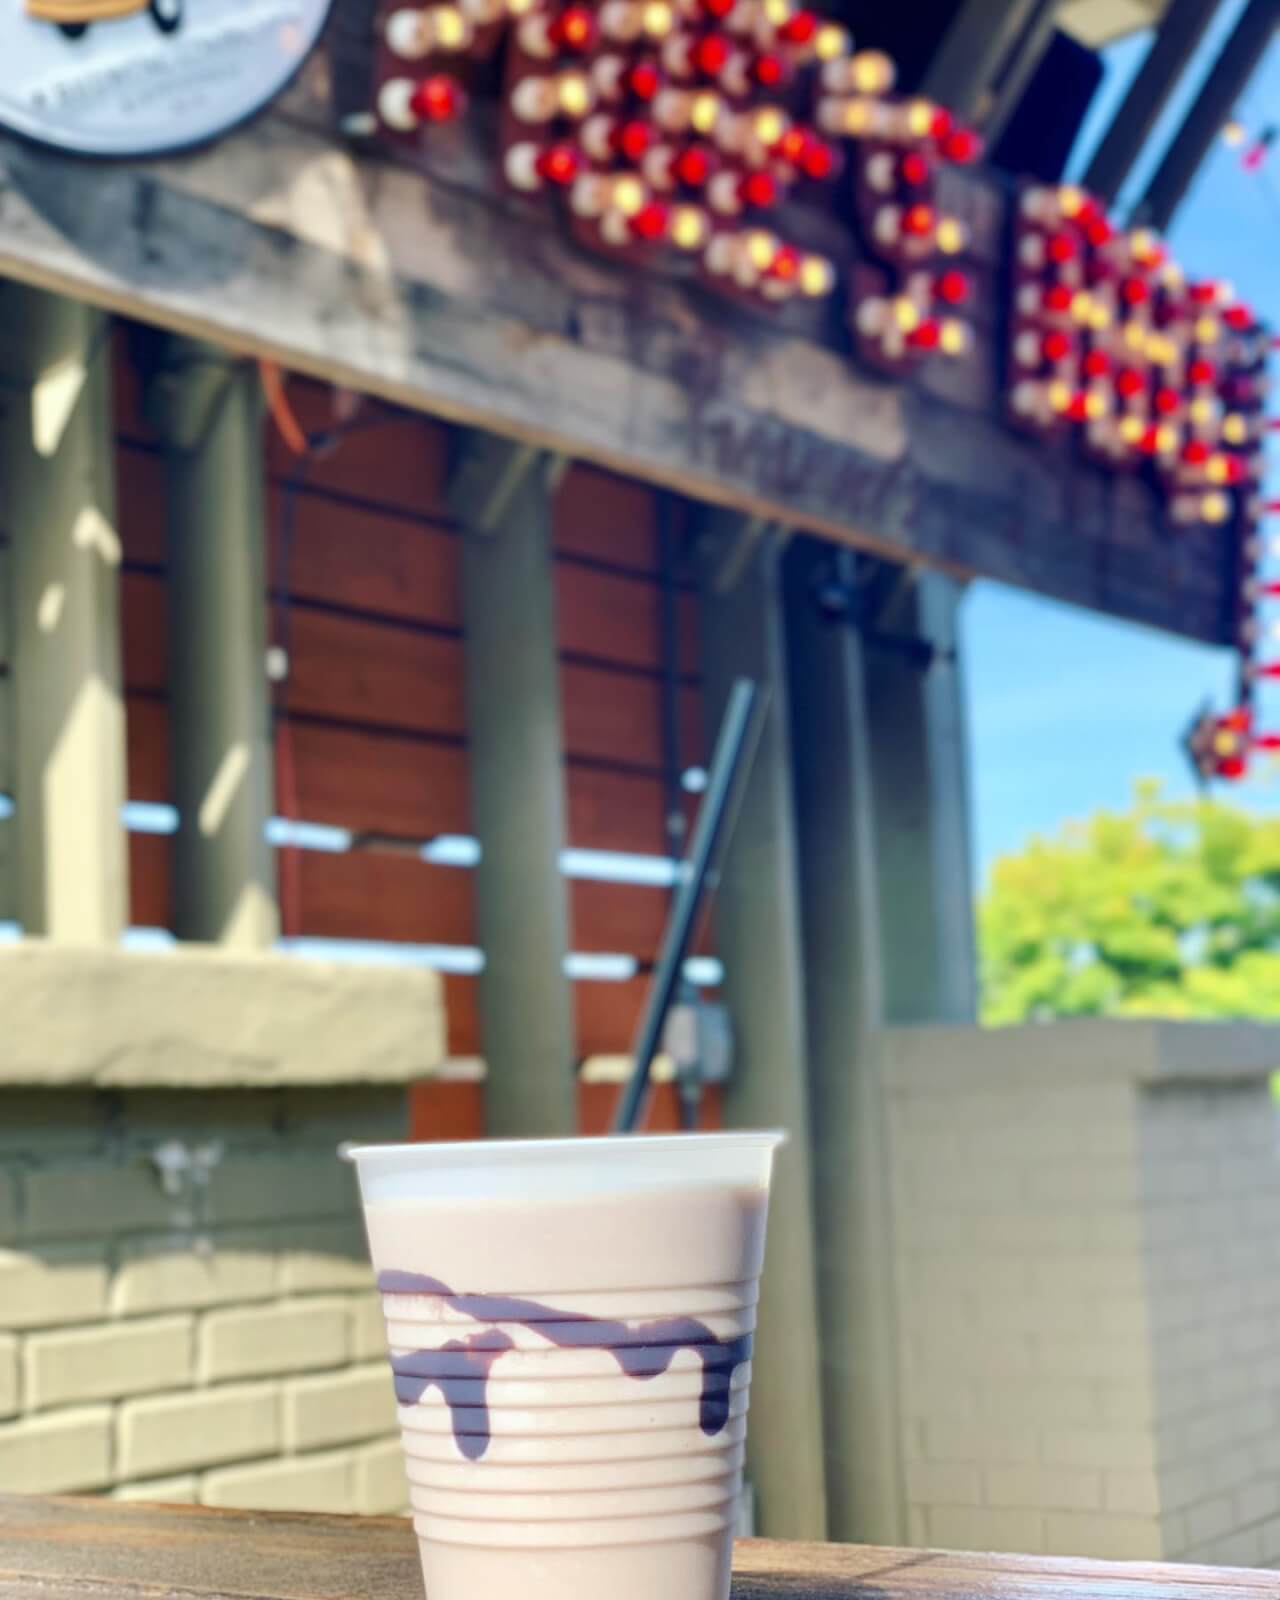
[980,781,1280,1024]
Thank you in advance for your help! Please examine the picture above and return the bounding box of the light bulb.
[799,254,834,296]
[612,174,646,215]
[511,76,558,122]
[386,9,430,58]
[1047,380,1072,414]
[753,106,786,144]
[671,204,709,249]
[432,7,470,48]
[1201,492,1231,523]
[1222,413,1249,445]
[1119,416,1144,445]
[935,217,966,255]
[939,319,970,357]
[691,90,721,133]
[1057,185,1085,218]
[642,0,674,32]
[905,99,933,137]
[1195,316,1220,343]
[813,23,847,60]
[377,78,418,130]
[893,296,920,333]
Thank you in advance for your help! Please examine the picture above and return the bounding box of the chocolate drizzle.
[380,1270,752,1461]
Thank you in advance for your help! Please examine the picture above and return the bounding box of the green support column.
[147,337,278,947]
[449,431,577,1136]
[0,286,127,943]
[695,513,829,1540]
[0,532,13,923]
[783,543,978,1545]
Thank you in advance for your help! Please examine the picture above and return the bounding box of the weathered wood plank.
[0,1497,1275,1600]
[0,78,1229,642]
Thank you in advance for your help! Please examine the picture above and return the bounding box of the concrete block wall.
[0,1087,406,1514]
[882,1021,1280,1567]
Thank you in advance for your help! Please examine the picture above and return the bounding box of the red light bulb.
[800,135,835,180]
[776,126,807,164]
[1042,330,1072,363]
[1044,284,1072,313]
[552,6,596,49]
[752,52,785,86]
[1047,231,1076,264]
[1182,439,1210,465]
[900,151,930,187]
[942,127,981,165]
[615,119,655,162]
[536,143,582,184]
[1085,217,1112,248]
[1188,358,1216,385]
[410,74,466,123]
[770,244,801,280]
[909,319,941,351]
[1082,349,1110,379]
[740,169,777,208]
[1138,425,1160,455]
[929,107,953,141]
[903,202,934,237]
[778,9,816,43]
[1120,276,1149,306]
[703,0,735,14]
[627,61,662,99]
[936,269,968,305]
[1116,368,1144,399]
[631,200,670,240]
[693,33,731,75]
[1154,387,1180,416]
[1189,281,1218,305]
[1224,304,1254,330]
[1065,391,1090,423]
[674,144,713,186]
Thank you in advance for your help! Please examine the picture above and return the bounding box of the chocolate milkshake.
[345,1133,783,1600]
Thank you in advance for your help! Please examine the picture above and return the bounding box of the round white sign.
[0,0,334,156]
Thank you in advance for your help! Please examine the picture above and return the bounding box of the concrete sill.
[0,940,446,1089]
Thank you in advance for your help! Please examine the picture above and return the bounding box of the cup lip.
[340,1129,787,1165]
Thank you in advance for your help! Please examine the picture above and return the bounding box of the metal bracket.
[447,430,567,536]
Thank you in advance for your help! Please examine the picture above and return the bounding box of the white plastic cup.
[343,1132,785,1600]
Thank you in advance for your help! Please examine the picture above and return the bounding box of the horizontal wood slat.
[116,444,166,566]
[125,694,170,804]
[430,973,667,1059]
[13,1494,1271,1600]
[267,485,460,627]
[121,571,166,693]
[555,562,699,677]
[553,464,662,573]
[281,719,470,840]
[128,833,171,929]
[563,662,705,771]
[265,378,452,520]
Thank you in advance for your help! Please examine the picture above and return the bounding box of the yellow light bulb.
[1071,291,1093,323]
[1047,380,1072,414]
[851,50,892,91]
[1123,322,1146,351]
[690,91,720,133]
[1223,119,1247,147]
[753,107,786,144]
[814,23,848,61]
[842,98,874,135]
[1189,397,1216,426]
[936,218,966,255]
[612,175,645,216]
[1213,729,1240,755]
[1161,263,1184,290]
[906,99,933,138]
[763,0,789,22]
[507,0,536,14]
[1206,454,1232,484]
[893,297,920,333]
[799,256,835,296]
[1201,492,1231,523]
[1146,334,1176,365]
[1222,413,1248,445]
[939,319,969,356]
[1155,423,1177,453]
[1085,390,1109,420]
[1129,227,1158,262]
[1119,416,1144,444]
[433,6,468,45]
[642,0,674,31]
[1090,304,1112,331]
[559,73,591,116]
[1058,185,1084,218]
[746,231,777,269]
[1195,316,1220,343]
[671,205,708,250]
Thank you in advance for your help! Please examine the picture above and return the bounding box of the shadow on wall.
[0,1086,406,1515]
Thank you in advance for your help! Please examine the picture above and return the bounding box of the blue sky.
[964,19,1280,885]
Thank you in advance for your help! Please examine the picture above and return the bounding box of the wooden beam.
[782,538,907,1546]
[0,110,1234,646]
[1082,0,1223,203]
[863,570,977,1024]
[448,430,577,1136]
[921,0,1047,121]
[1136,0,1277,229]
[146,335,278,947]
[0,285,127,943]
[695,513,828,1542]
